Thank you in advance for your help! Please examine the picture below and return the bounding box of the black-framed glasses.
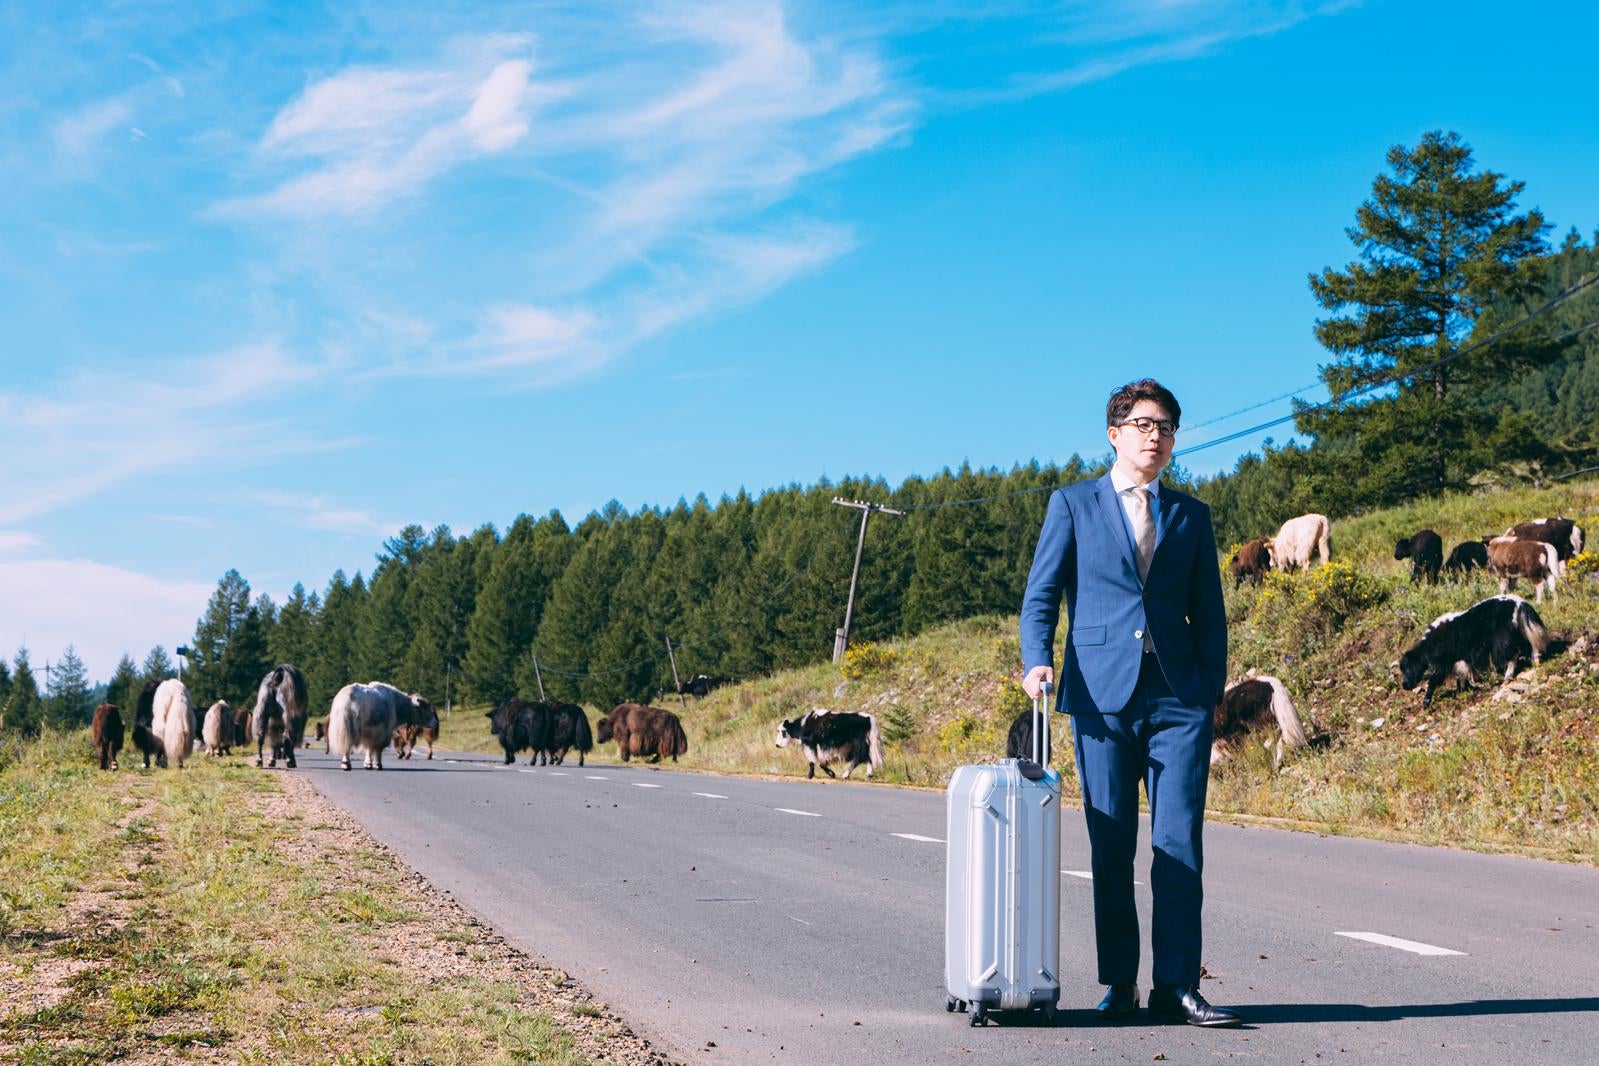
[1118,417,1178,439]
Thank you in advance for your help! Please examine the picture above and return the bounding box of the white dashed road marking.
[693,792,728,799]
[585,775,610,780]
[517,768,536,774]
[1335,932,1466,956]
[892,833,944,843]
[633,783,661,789]
[775,808,821,817]
[548,772,569,776]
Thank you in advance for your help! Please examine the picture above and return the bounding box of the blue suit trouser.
[1071,651,1212,988]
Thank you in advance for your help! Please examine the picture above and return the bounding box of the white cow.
[150,679,196,770]
[327,681,431,771]
[1268,513,1331,571]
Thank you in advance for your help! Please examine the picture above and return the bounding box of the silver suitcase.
[943,684,1061,1026]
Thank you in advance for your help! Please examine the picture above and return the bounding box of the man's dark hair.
[1106,378,1181,428]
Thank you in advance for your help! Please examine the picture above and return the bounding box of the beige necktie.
[1129,486,1155,582]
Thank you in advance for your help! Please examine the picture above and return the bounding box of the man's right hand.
[1023,665,1054,700]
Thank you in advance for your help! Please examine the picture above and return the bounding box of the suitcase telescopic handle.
[1034,681,1052,767]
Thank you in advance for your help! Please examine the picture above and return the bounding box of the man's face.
[1107,398,1176,480]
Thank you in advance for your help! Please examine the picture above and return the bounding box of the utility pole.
[664,635,686,709]
[830,497,906,662]
[444,661,452,716]
[531,651,547,703]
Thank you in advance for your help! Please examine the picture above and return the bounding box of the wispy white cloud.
[0,344,342,525]
[223,38,553,217]
[50,76,187,174]
[0,532,42,554]
[0,557,213,680]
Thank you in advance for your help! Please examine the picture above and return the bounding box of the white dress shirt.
[1109,465,1159,650]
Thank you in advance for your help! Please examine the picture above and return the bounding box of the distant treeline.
[163,459,1115,716]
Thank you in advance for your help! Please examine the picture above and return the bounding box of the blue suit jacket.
[1021,473,1227,714]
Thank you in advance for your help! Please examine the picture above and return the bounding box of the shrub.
[1567,550,1599,579]
[995,678,1031,723]
[1250,561,1387,636]
[839,642,899,680]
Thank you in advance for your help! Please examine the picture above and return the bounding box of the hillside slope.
[448,479,1599,863]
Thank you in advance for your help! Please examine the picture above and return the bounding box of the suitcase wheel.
[945,996,960,1013]
[1040,1001,1059,1024]
[969,1005,987,1027]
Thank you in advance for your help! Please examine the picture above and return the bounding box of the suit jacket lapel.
[1153,486,1178,555]
[1095,475,1138,576]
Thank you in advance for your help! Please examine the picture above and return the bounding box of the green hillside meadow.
[442,478,1599,864]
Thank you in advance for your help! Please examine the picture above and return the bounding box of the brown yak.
[597,703,688,763]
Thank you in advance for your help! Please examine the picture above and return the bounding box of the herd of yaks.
[82,512,1586,778]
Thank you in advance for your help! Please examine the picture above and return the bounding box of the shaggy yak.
[776,709,884,780]
[597,703,688,763]
[1268,513,1332,572]
[1487,537,1561,604]
[251,663,309,769]
[1210,676,1309,769]
[1394,529,1444,584]
[1229,538,1274,588]
[92,703,124,771]
[393,700,442,760]
[131,680,164,768]
[151,679,196,770]
[1444,540,1489,578]
[202,700,233,756]
[1396,594,1549,708]
[1503,516,1585,561]
[327,681,432,771]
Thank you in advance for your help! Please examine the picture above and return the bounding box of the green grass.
[442,477,1599,862]
[0,736,607,1064]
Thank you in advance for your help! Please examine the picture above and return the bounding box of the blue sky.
[3,0,1596,681]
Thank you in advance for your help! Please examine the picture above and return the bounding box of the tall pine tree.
[45,645,93,729]
[1298,130,1549,510]
[7,647,44,736]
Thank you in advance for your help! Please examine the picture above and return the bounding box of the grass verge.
[0,731,668,1065]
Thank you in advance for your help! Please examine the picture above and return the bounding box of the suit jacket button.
[1134,629,1143,639]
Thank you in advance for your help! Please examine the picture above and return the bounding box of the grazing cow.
[151,679,196,770]
[1268,513,1331,572]
[597,703,688,763]
[202,700,233,756]
[1229,538,1274,588]
[775,709,884,780]
[1504,516,1585,561]
[1394,529,1444,584]
[92,703,124,771]
[1444,540,1489,578]
[327,681,430,771]
[131,680,163,768]
[679,674,733,699]
[1396,595,1549,708]
[252,664,309,769]
[1211,676,1308,769]
[393,699,441,760]
[1487,537,1561,603]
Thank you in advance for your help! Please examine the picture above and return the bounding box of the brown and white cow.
[1487,537,1561,603]
[1211,676,1308,769]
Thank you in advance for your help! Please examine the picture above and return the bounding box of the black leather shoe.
[1095,983,1139,1019]
[1147,985,1241,1027]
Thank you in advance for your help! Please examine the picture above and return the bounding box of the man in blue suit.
[1020,378,1239,1027]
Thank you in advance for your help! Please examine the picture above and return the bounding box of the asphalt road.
[295,747,1599,1064]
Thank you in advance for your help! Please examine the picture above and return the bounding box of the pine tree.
[357,525,427,682]
[45,645,93,729]
[269,584,318,672]
[106,654,140,716]
[1299,130,1549,509]
[466,512,574,703]
[6,647,44,736]
[140,645,175,684]
[312,571,366,708]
